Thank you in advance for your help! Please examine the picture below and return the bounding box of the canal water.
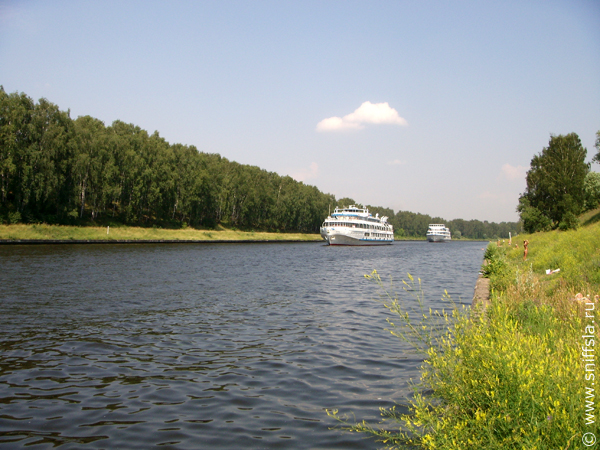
[0,241,485,449]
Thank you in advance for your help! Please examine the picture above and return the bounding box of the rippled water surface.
[0,241,485,449]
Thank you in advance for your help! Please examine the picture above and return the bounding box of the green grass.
[329,209,600,449]
[0,223,322,242]
[486,212,600,292]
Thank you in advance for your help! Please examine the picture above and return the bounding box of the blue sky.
[1,0,599,223]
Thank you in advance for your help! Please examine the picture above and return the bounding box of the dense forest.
[0,88,520,238]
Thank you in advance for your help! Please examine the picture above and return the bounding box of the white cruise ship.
[426,224,451,242]
[320,206,394,246]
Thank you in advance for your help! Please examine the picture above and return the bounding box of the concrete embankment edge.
[472,274,490,308]
[0,239,322,245]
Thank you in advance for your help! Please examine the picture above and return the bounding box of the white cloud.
[316,101,408,132]
[291,162,319,182]
[315,116,362,131]
[499,163,528,181]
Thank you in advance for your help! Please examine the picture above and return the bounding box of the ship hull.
[324,233,393,246]
[427,234,451,242]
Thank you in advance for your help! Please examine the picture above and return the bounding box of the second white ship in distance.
[426,224,452,242]
[320,205,394,246]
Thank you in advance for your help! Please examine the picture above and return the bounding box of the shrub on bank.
[396,293,587,449]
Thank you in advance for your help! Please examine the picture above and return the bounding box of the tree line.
[0,88,335,232]
[1,87,520,238]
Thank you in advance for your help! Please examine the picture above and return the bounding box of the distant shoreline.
[0,237,485,245]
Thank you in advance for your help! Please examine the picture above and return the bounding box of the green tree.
[26,98,73,221]
[518,133,589,232]
[0,88,35,219]
[335,197,359,208]
[593,130,600,164]
[0,89,73,223]
[584,172,600,211]
[71,116,110,219]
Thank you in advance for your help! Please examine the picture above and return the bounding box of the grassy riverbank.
[330,209,600,449]
[0,223,322,242]
[0,223,491,243]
